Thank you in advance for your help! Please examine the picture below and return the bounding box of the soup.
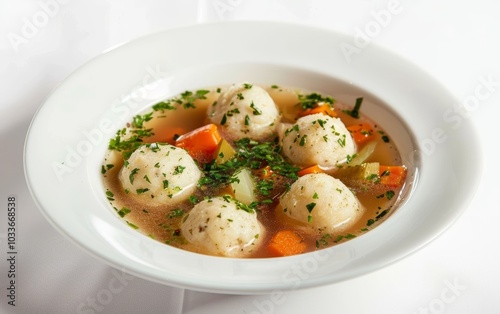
[101,82,407,258]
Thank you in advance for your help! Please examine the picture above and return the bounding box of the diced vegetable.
[231,168,257,205]
[299,104,337,118]
[175,124,221,164]
[347,141,377,167]
[215,138,236,164]
[347,123,375,145]
[297,164,324,177]
[268,230,307,257]
[379,166,407,187]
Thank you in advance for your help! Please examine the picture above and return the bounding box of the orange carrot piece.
[299,104,337,118]
[268,230,307,257]
[297,164,324,177]
[175,124,221,164]
[379,166,407,187]
[347,123,375,145]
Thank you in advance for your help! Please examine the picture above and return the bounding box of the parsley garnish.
[250,101,262,115]
[129,168,139,184]
[173,165,186,175]
[385,190,395,200]
[118,207,131,217]
[343,97,363,118]
[167,209,185,218]
[298,92,334,109]
[132,112,153,128]
[306,202,316,212]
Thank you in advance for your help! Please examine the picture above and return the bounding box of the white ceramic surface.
[24,21,482,294]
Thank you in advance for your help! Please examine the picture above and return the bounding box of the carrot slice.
[379,166,407,187]
[175,124,221,164]
[297,164,324,177]
[347,123,375,145]
[268,230,307,257]
[299,104,337,118]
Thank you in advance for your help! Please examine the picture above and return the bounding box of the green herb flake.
[299,135,307,146]
[167,209,185,218]
[173,165,186,175]
[250,101,262,115]
[316,233,333,248]
[385,190,395,200]
[189,195,199,204]
[129,168,140,184]
[126,221,139,229]
[306,202,316,213]
[118,207,131,217]
[343,97,363,118]
[337,134,346,147]
[106,190,115,201]
[298,92,334,109]
[132,112,153,128]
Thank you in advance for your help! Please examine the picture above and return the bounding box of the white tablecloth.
[1,1,499,313]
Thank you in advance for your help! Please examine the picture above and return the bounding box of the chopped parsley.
[173,165,186,175]
[220,113,227,125]
[299,135,307,146]
[167,209,185,218]
[298,92,334,109]
[306,202,316,222]
[117,207,131,218]
[106,190,114,201]
[129,168,139,184]
[126,221,139,229]
[132,112,153,128]
[385,190,395,200]
[250,101,262,115]
[343,97,363,118]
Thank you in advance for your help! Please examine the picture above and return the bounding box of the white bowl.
[24,21,482,294]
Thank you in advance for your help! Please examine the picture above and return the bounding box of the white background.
[1,0,500,313]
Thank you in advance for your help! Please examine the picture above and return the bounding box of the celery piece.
[231,168,257,205]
